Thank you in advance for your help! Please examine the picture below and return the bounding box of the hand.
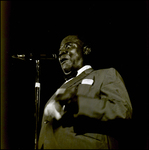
[55,86,78,114]
[44,86,78,121]
[44,99,65,120]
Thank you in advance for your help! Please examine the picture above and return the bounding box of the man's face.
[58,35,84,75]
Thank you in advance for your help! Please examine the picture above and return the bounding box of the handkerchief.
[81,79,94,85]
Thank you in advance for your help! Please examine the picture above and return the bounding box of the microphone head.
[12,53,58,60]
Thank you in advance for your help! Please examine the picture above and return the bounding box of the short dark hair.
[74,35,92,66]
[76,34,92,48]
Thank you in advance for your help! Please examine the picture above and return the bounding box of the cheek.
[69,49,83,67]
[70,49,81,60]
[72,54,83,67]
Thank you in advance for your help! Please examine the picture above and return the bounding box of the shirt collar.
[76,65,92,76]
[64,65,92,84]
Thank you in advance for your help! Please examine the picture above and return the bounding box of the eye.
[65,43,72,49]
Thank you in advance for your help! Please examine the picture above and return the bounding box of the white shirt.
[65,65,92,84]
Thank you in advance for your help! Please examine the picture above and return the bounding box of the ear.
[83,46,91,55]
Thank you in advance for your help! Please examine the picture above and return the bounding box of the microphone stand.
[34,54,57,149]
[12,53,57,149]
[34,59,40,150]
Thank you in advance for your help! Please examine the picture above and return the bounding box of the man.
[38,35,132,149]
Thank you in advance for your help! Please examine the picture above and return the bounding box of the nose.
[59,50,68,57]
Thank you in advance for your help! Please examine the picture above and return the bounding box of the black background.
[2,1,149,149]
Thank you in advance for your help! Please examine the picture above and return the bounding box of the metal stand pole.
[11,53,57,149]
[34,60,40,149]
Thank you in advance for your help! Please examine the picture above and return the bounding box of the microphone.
[12,53,57,60]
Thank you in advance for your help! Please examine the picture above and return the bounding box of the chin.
[63,70,72,75]
[62,66,72,75]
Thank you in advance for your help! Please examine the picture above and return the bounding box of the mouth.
[60,58,68,64]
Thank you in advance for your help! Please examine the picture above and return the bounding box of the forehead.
[60,35,84,47]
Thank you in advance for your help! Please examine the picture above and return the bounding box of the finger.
[53,108,62,120]
[55,88,66,96]
[57,87,77,100]
[55,88,67,101]
[55,91,71,101]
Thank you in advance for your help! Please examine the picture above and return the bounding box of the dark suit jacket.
[38,67,132,149]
